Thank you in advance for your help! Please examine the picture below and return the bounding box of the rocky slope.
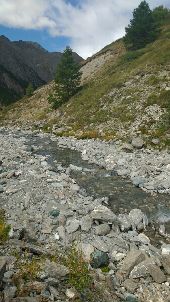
[0,35,82,105]
[1,24,169,148]
[0,128,170,302]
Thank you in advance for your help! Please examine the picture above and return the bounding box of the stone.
[131,137,144,149]
[118,214,132,231]
[66,219,80,234]
[78,243,94,262]
[111,251,126,262]
[0,257,7,281]
[162,255,170,274]
[118,250,146,277]
[130,259,155,279]
[125,294,138,302]
[136,233,150,245]
[66,287,79,299]
[132,176,146,188]
[43,260,69,279]
[122,143,134,152]
[129,209,148,230]
[57,226,66,241]
[4,286,17,300]
[148,264,166,283]
[162,244,170,255]
[81,215,93,232]
[91,205,117,223]
[91,250,109,268]
[0,185,4,193]
[92,237,109,252]
[49,286,59,299]
[124,279,138,294]
[152,138,160,145]
[95,223,110,236]
[49,209,60,218]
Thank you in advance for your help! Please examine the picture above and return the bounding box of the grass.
[0,209,11,244]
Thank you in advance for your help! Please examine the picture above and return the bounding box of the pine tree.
[26,83,34,97]
[49,47,82,109]
[124,1,157,50]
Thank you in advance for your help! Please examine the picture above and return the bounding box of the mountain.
[0,35,83,105]
[1,23,170,148]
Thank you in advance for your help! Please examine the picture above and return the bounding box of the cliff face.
[0,36,83,105]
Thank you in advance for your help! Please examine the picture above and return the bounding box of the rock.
[124,279,138,294]
[131,137,144,149]
[129,209,148,230]
[136,233,150,245]
[49,286,59,299]
[81,215,93,232]
[43,260,69,279]
[152,138,160,145]
[95,223,110,236]
[148,264,166,283]
[125,294,138,302]
[130,258,155,279]
[132,176,146,188]
[49,209,60,218]
[111,251,126,262]
[122,143,134,152]
[162,255,170,274]
[91,205,117,223]
[0,257,7,281]
[118,214,132,231]
[66,219,80,234]
[118,250,146,277]
[78,243,94,262]
[0,185,4,193]
[66,287,79,299]
[162,244,170,255]
[92,237,109,252]
[91,250,109,268]
[57,226,66,241]
[4,286,17,300]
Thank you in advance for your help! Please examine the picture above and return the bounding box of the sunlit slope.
[1,25,170,147]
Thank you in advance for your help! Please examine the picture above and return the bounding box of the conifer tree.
[49,47,82,109]
[124,1,157,50]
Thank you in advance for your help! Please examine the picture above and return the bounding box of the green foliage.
[49,47,82,109]
[64,245,92,292]
[124,1,158,50]
[26,83,34,97]
[0,209,11,244]
[152,6,170,26]
[121,49,146,63]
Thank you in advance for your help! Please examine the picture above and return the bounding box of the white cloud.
[0,0,169,58]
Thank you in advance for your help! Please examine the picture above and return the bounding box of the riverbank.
[0,128,170,302]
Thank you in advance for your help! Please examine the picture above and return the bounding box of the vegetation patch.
[0,209,11,244]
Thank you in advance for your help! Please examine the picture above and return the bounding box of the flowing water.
[26,133,170,232]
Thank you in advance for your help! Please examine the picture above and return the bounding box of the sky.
[0,0,169,58]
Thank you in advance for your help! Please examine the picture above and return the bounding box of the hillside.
[0,35,82,105]
[1,24,170,147]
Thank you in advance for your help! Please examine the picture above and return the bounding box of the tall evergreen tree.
[49,47,82,109]
[26,83,34,97]
[124,1,157,50]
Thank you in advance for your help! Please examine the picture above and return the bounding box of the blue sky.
[0,0,169,58]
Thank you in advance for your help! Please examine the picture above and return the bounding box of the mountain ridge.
[0,35,83,105]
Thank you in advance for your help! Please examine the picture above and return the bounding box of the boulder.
[95,224,110,236]
[42,260,69,279]
[131,137,144,149]
[148,264,166,283]
[81,215,93,232]
[91,205,117,223]
[118,214,131,231]
[162,255,170,274]
[66,219,80,234]
[118,250,146,277]
[129,209,148,230]
[91,250,109,268]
